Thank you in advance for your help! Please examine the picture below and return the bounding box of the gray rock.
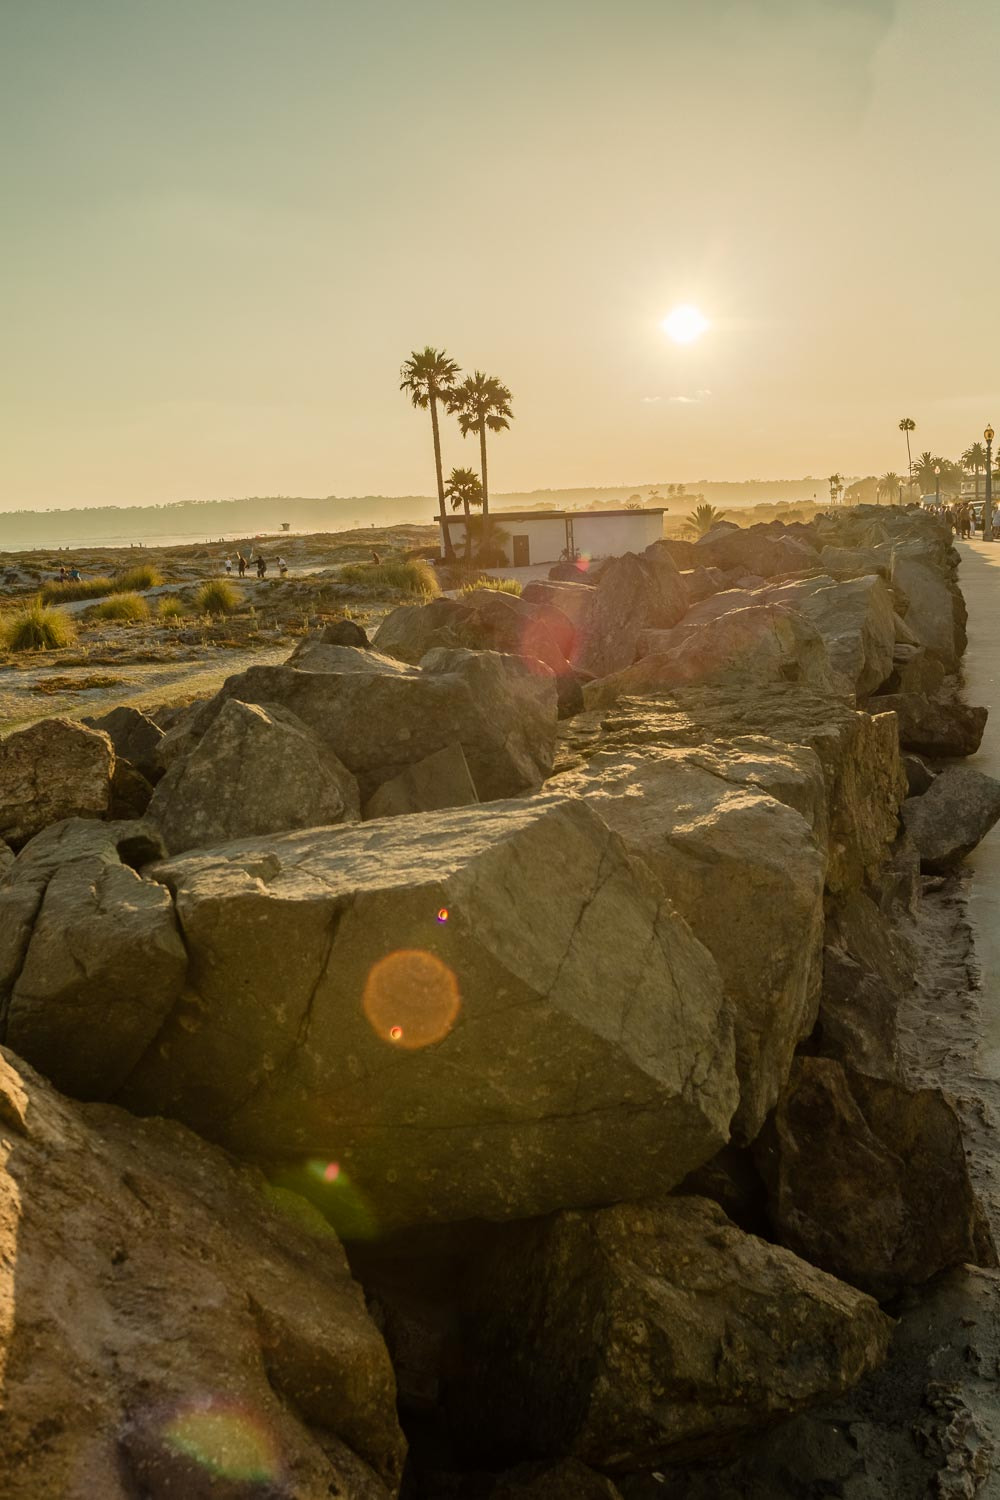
[901,753,934,796]
[0,1047,405,1500]
[587,604,842,709]
[891,542,966,667]
[552,751,825,1141]
[165,648,558,804]
[874,692,987,758]
[807,890,913,1079]
[286,639,417,675]
[694,526,820,578]
[119,797,738,1230]
[1,820,187,1098]
[363,742,479,820]
[451,1197,891,1471]
[148,699,361,854]
[818,543,892,580]
[82,704,164,782]
[321,616,370,647]
[901,765,1000,870]
[756,1058,996,1298]
[0,717,114,849]
[573,552,688,678]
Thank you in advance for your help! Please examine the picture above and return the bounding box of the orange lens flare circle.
[363,948,460,1050]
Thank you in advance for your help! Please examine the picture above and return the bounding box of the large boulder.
[372,597,476,662]
[806,890,911,1080]
[113,798,737,1230]
[520,579,595,632]
[0,1048,405,1500]
[286,639,416,676]
[586,605,840,709]
[82,704,165,782]
[871,692,988,758]
[450,1197,891,1471]
[694,525,820,579]
[0,717,114,848]
[891,541,966,667]
[0,820,187,1098]
[363,743,479,820]
[670,574,896,697]
[756,1058,996,1298]
[167,649,558,804]
[147,699,361,854]
[901,765,1000,870]
[818,543,892,581]
[551,752,825,1140]
[558,683,906,895]
[572,552,688,678]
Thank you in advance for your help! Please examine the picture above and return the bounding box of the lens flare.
[436,907,449,924]
[161,1397,282,1483]
[363,949,461,1050]
[269,1160,379,1240]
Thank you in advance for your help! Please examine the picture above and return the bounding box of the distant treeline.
[0,478,834,550]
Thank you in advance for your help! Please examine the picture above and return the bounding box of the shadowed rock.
[572,552,688,678]
[363,743,479,820]
[0,1047,405,1500]
[901,765,1000,870]
[0,717,114,849]
[148,699,361,853]
[83,705,165,782]
[873,692,988,758]
[756,1058,996,1298]
[450,1197,891,1472]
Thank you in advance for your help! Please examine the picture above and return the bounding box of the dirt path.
[0,642,289,732]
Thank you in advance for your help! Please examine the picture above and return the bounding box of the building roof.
[439,507,667,525]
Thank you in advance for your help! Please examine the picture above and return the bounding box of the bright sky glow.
[662,306,710,345]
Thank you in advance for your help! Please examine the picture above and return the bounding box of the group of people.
[925,501,978,539]
[55,564,83,583]
[224,552,288,579]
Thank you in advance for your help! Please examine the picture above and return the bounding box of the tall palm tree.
[899,417,916,497]
[876,471,901,506]
[911,451,941,492]
[963,441,987,503]
[449,371,514,518]
[444,466,483,562]
[827,472,844,505]
[400,347,461,558]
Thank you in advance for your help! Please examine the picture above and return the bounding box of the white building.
[438,507,667,567]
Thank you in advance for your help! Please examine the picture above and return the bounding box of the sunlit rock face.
[99,797,737,1232]
[0,1047,405,1500]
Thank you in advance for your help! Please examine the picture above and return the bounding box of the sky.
[3,0,1000,510]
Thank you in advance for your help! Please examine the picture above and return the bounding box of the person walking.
[224,556,233,576]
[256,555,267,579]
[236,553,246,577]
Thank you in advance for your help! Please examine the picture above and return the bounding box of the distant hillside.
[0,477,845,550]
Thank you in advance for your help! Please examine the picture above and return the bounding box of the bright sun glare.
[662,305,709,344]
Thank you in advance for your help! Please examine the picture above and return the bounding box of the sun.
[662,305,710,344]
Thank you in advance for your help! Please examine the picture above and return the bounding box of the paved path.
[957,539,1000,1078]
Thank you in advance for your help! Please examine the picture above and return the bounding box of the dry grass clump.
[157,596,186,622]
[1,599,77,652]
[115,563,162,591]
[92,593,150,622]
[459,575,522,596]
[196,579,238,616]
[40,576,114,604]
[338,559,439,596]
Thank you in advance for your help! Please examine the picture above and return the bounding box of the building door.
[512,534,530,566]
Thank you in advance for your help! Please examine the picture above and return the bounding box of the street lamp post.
[934,464,941,509]
[986,427,995,541]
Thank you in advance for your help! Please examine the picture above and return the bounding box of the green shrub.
[196,578,238,616]
[114,563,162,592]
[40,576,113,604]
[2,599,77,652]
[92,592,150,622]
[459,575,522,596]
[338,559,439,597]
[157,596,186,621]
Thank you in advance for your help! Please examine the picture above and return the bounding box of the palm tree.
[899,417,916,497]
[400,347,461,558]
[449,371,514,517]
[827,473,844,505]
[963,441,987,503]
[444,466,483,561]
[876,471,901,506]
[911,451,941,493]
[685,502,728,537]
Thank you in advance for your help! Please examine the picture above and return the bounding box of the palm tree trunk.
[479,424,489,518]
[904,432,912,503]
[430,393,454,560]
[463,498,472,562]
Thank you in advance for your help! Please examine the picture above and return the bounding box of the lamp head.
[934,464,941,475]
[987,425,995,446]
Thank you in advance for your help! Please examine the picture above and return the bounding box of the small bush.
[337,559,439,597]
[2,599,77,652]
[196,578,238,616]
[40,576,113,604]
[92,592,150,622]
[158,596,186,621]
[460,575,522,596]
[114,563,162,592]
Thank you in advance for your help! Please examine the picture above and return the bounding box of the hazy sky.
[3,0,1000,509]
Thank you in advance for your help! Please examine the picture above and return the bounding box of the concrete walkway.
[957,539,1000,1078]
